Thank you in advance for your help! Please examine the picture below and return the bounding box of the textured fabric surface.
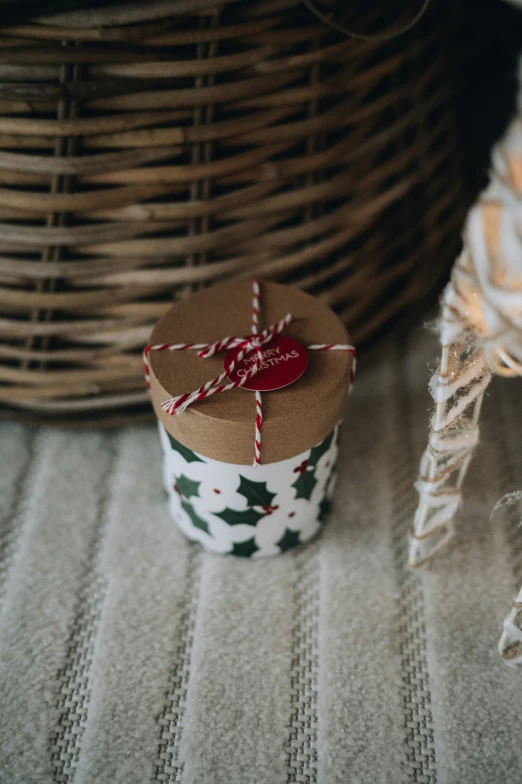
[1,328,522,784]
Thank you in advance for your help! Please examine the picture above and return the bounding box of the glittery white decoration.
[411,62,522,661]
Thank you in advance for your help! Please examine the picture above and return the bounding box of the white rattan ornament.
[411,68,522,663]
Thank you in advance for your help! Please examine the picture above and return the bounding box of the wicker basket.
[0,0,469,425]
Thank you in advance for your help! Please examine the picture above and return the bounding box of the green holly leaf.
[215,507,265,527]
[175,474,201,499]
[292,470,317,500]
[230,537,259,558]
[167,432,204,463]
[318,497,332,523]
[181,498,210,535]
[276,528,301,552]
[334,425,341,447]
[307,431,333,468]
[237,475,276,508]
[325,462,338,493]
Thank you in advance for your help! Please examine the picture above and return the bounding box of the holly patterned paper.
[159,422,340,557]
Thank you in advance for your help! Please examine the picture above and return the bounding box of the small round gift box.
[145,280,355,557]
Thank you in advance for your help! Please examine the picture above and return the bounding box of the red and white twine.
[251,279,263,466]
[144,280,356,467]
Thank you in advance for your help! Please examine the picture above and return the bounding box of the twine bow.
[144,280,356,467]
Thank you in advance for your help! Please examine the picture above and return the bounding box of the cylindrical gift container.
[147,281,354,557]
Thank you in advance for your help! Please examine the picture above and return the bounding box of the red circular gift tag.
[224,335,308,392]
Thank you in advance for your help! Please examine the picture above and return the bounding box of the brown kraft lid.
[148,279,354,465]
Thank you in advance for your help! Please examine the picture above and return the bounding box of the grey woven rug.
[1,328,522,784]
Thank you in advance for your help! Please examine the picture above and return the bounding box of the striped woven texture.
[1,326,522,784]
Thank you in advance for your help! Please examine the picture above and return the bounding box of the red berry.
[293,460,309,474]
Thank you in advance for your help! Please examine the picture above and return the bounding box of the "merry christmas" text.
[237,346,300,377]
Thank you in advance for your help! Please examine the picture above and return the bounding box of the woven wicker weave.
[0,0,469,424]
